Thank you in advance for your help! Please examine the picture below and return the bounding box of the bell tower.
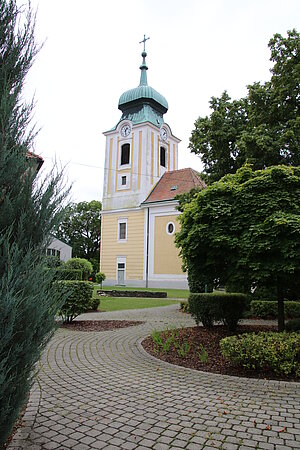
[102,37,180,212]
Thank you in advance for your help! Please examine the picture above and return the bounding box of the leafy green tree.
[175,165,300,331]
[57,200,101,263]
[0,1,69,444]
[189,92,249,182]
[189,30,300,183]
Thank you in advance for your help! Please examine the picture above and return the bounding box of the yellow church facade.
[100,41,204,288]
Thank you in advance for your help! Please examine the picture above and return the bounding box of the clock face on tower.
[160,127,167,141]
[121,124,131,137]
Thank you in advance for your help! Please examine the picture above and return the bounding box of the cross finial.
[139,34,150,52]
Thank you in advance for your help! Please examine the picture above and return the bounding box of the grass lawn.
[98,296,181,312]
[92,285,187,312]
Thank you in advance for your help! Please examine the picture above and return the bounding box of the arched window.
[121,144,130,165]
[160,146,166,167]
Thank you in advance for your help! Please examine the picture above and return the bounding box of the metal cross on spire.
[139,34,150,52]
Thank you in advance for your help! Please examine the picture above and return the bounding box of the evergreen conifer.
[0,1,69,444]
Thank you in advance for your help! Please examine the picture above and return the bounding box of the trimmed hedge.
[251,301,300,319]
[90,297,100,311]
[55,281,94,323]
[188,292,247,331]
[55,268,82,280]
[97,290,167,298]
[286,319,300,332]
[220,332,300,376]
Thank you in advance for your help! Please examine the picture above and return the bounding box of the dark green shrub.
[90,297,100,311]
[252,285,277,301]
[56,281,94,323]
[55,268,82,280]
[186,261,213,293]
[96,272,106,287]
[220,332,300,376]
[64,258,93,280]
[189,292,247,331]
[285,319,300,332]
[251,301,300,319]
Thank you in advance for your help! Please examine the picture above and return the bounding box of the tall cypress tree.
[0,1,69,444]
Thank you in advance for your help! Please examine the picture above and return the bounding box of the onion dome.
[117,44,168,127]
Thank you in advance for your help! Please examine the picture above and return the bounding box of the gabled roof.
[142,168,205,204]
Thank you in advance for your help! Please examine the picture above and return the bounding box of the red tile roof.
[143,168,205,204]
[26,151,44,171]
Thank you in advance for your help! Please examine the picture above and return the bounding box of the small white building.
[47,236,72,262]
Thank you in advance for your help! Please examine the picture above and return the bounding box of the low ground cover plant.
[152,328,194,358]
[189,292,247,331]
[251,300,300,319]
[55,281,94,323]
[220,332,300,376]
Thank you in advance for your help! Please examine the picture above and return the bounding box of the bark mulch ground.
[141,324,299,382]
[61,320,144,331]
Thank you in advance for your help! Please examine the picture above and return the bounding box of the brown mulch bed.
[141,325,299,382]
[61,320,144,331]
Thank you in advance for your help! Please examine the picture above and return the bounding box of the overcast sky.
[22,0,300,203]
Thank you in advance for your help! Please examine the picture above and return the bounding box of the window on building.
[160,147,166,167]
[119,222,127,240]
[166,222,175,235]
[121,144,130,165]
[47,249,51,256]
[121,175,127,186]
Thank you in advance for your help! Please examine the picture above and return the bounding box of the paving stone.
[6,306,299,450]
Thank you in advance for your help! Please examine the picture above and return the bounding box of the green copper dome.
[118,85,168,111]
[116,47,168,127]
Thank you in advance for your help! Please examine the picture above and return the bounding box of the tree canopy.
[189,30,300,183]
[175,165,300,331]
[57,200,102,263]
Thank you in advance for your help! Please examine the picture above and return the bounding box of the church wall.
[145,203,188,288]
[100,210,145,281]
[153,214,182,275]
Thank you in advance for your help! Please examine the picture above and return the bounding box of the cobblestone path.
[8,305,300,450]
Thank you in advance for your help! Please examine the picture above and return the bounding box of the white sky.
[22,0,300,203]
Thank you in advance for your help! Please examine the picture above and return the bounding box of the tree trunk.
[277,283,285,332]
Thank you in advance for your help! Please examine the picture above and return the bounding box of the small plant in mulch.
[142,325,300,381]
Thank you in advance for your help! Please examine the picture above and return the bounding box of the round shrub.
[55,280,94,323]
[96,272,106,286]
[64,258,93,280]
[220,331,300,376]
[188,292,247,331]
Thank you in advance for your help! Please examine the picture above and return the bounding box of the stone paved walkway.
[8,304,300,450]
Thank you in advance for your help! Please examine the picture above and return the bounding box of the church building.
[100,38,204,288]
